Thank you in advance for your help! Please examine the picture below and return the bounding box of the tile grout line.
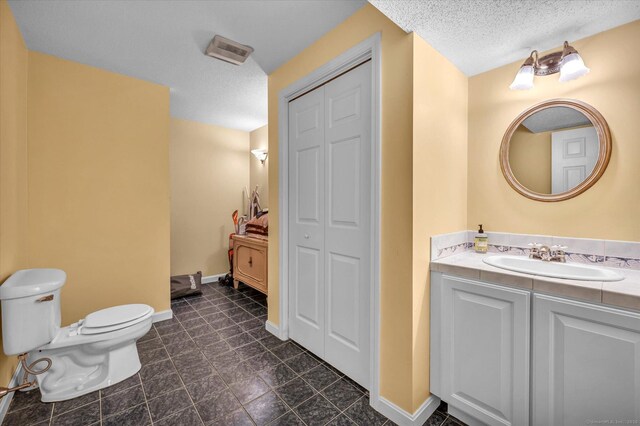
[183,284,283,424]
[165,290,256,425]
[265,347,370,424]
[163,283,376,426]
[129,285,309,425]
[149,338,203,425]
[246,338,359,425]
[137,374,155,426]
[259,314,371,425]
[286,352,367,423]
[190,321,257,425]
[275,365,343,424]
[210,297,267,426]
[161,334,210,426]
[195,283,355,426]
[99,381,146,425]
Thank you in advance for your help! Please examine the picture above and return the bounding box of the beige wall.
[171,118,249,277]
[411,34,468,408]
[268,4,416,410]
[0,0,28,385]
[27,51,171,324]
[250,125,269,208]
[268,5,467,412]
[469,21,640,241]
[3,0,632,412]
[509,126,552,194]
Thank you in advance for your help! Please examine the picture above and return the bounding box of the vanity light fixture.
[251,148,268,164]
[509,41,590,90]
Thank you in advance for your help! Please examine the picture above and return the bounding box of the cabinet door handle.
[248,256,253,267]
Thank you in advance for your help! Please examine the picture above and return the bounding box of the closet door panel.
[295,246,321,326]
[296,147,320,223]
[287,60,373,388]
[327,253,360,347]
[288,87,326,356]
[329,137,360,228]
[323,61,372,388]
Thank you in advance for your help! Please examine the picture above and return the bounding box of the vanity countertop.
[430,251,640,312]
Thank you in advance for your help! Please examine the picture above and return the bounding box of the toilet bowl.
[0,269,155,402]
[33,304,154,402]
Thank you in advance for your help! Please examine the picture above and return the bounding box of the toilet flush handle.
[36,295,54,302]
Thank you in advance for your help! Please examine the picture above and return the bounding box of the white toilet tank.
[0,269,66,356]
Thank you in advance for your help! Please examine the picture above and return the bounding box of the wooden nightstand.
[232,235,268,295]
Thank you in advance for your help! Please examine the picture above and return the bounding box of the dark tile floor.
[2,281,465,426]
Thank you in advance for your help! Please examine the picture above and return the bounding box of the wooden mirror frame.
[500,98,611,202]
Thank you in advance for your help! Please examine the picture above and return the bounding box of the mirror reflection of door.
[508,106,599,195]
[551,126,598,193]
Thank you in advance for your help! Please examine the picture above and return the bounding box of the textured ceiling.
[368,0,640,76]
[522,107,592,133]
[9,0,365,131]
[10,1,640,130]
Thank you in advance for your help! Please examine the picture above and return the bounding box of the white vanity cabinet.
[533,294,640,425]
[431,273,531,426]
[432,269,640,426]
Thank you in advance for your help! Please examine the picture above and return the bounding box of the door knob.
[304,234,310,239]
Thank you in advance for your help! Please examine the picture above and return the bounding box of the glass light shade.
[559,53,590,82]
[251,148,268,163]
[509,65,535,90]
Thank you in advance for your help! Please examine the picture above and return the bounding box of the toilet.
[0,268,154,402]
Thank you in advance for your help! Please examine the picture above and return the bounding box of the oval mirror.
[500,99,611,202]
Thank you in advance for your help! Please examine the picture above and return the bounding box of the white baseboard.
[372,394,441,426]
[152,309,173,323]
[202,273,226,284]
[265,320,287,341]
[0,361,24,425]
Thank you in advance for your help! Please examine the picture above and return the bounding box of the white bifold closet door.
[288,61,372,388]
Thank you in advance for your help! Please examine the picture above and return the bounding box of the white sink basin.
[483,255,624,282]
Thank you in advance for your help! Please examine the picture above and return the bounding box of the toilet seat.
[80,304,153,335]
[40,304,154,350]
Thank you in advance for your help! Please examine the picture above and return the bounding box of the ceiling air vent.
[205,35,254,66]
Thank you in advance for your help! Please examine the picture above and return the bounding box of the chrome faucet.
[528,243,567,262]
[528,243,545,260]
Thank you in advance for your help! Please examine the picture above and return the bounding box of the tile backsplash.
[431,231,640,270]
[430,231,471,260]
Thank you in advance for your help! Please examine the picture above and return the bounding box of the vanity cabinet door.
[441,275,530,426]
[533,294,640,426]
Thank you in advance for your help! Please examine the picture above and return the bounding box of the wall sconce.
[251,148,268,164]
[510,41,590,90]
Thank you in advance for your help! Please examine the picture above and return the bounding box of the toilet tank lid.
[0,269,66,300]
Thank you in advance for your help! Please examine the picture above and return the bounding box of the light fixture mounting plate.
[534,51,563,76]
